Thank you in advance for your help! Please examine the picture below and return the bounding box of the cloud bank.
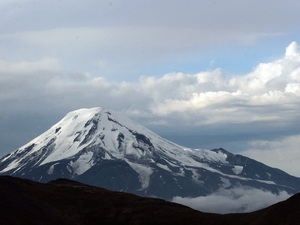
[173,186,290,214]
[2,42,300,123]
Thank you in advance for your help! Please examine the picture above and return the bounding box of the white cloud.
[286,41,300,57]
[173,186,290,214]
[285,83,300,95]
[143,42,300,125]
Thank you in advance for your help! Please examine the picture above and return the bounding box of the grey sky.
[1,0,300,78]
[1,0,300,176]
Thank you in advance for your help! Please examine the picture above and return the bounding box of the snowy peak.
[0,106,230,188]
[1,107,160,170]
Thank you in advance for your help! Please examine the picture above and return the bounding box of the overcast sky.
[1,0,300,177]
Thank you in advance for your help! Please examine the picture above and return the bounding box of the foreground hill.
[1,107,300,202]
[0,176,221,225]
[1,176,300,225]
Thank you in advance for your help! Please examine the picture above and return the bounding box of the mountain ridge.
[1,175,300,225]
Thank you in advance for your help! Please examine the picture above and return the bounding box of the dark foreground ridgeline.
[1,176,300,225]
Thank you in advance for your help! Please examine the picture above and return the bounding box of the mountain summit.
[1,107,300,200]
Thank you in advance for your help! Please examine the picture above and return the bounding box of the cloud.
[286,41,300,57]
[0,58,60,74]
[242,134,300,177]
[1,42,300,123]
[2,0,299,35]
[1,0,299,78]
[147,42,300,124]
[0,27,274,68]
[172,186,290,214]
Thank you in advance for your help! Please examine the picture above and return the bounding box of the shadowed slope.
[1,176,300,225]
[237,193,300,225]
[0,176,223,225]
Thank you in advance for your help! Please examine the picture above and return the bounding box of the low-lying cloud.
[172,186,291,214]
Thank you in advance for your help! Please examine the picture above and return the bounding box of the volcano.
[1,107,300,200]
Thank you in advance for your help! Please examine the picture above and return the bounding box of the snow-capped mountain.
[1,107,300,200]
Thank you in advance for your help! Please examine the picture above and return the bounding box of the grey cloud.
[1,0,299,80]
[242,134,300,177]
[2,0,300,33]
